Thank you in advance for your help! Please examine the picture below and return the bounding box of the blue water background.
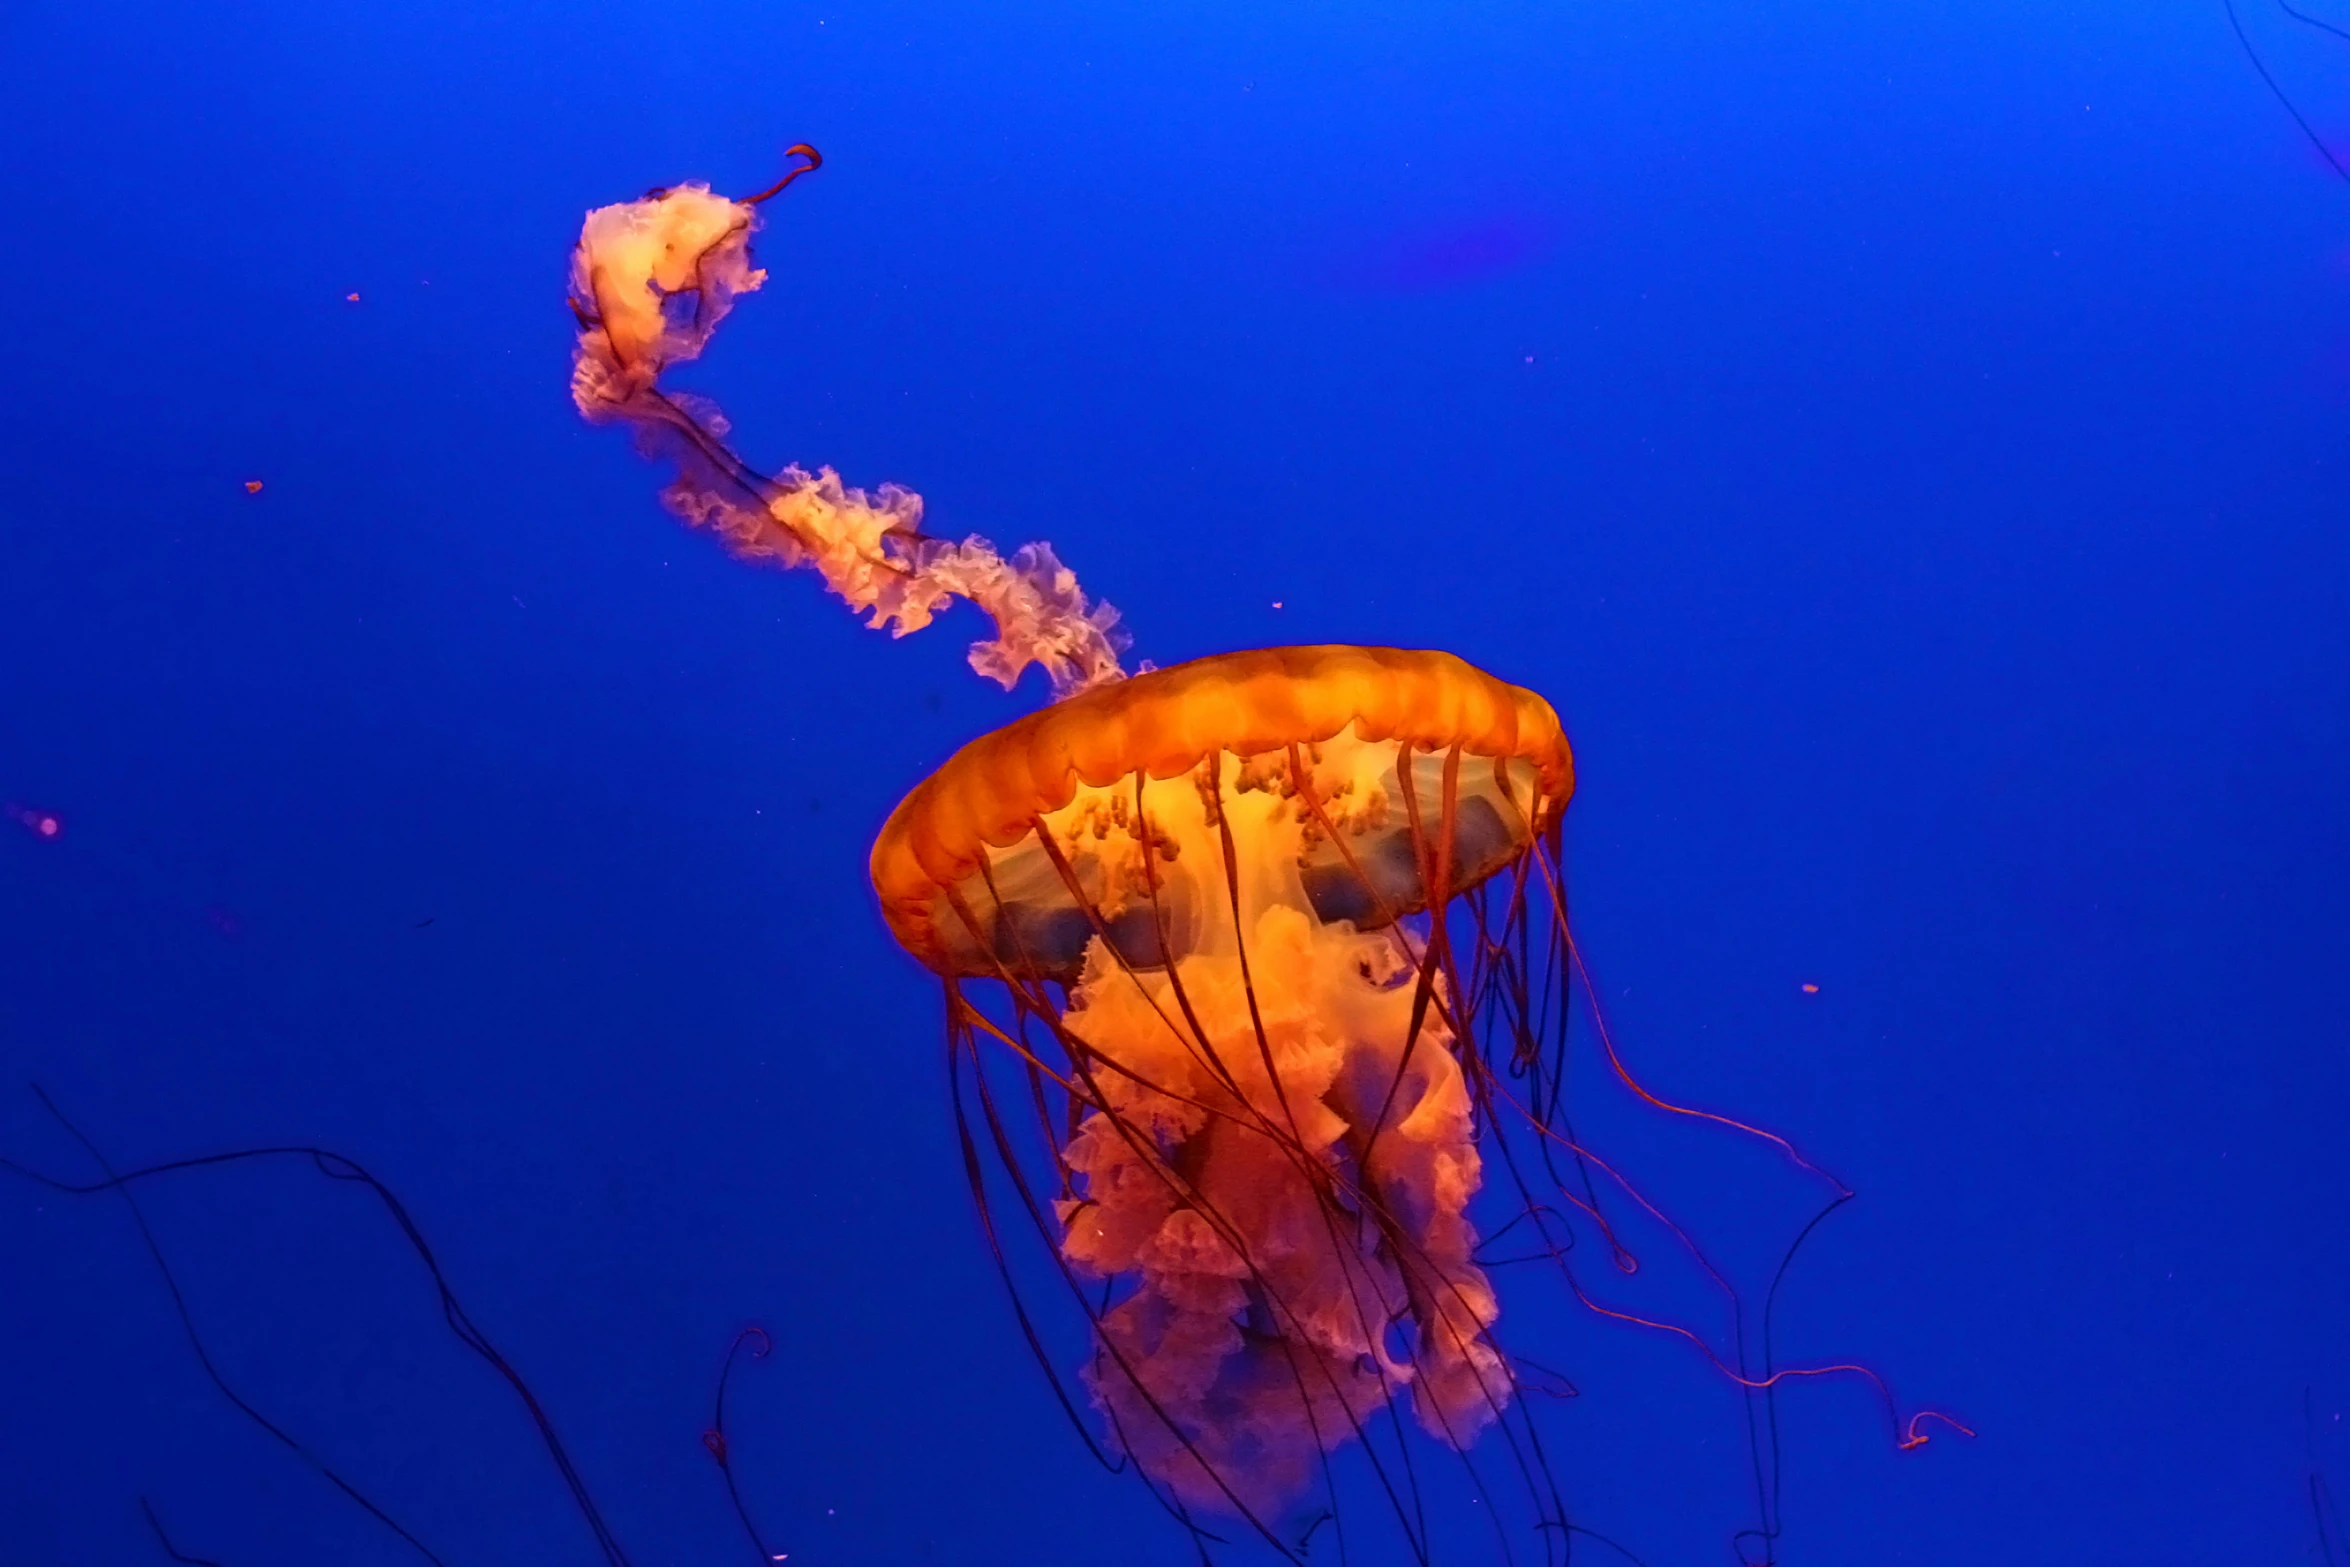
[4,3,2347,1562]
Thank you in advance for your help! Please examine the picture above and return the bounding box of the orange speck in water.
[346,292,360,302]
[1271,601,1284,609]
[244,480,264,494]
[1800,982,1820,994]
[8,805,60,839]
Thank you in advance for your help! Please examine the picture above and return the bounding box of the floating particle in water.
[7,803,62,840]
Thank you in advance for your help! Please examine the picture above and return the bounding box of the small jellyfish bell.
[871,646,1571,1537]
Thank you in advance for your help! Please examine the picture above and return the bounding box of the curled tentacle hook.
[742,143,823,205]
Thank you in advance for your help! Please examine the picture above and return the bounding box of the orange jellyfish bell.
[872,646,1574,1536]
[874,646,1571,976]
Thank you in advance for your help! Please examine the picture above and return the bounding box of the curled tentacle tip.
[743,144,824,205]
[1902,1410,1977,1447]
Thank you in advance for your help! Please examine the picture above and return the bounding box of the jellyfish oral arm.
[567,177,1128,698]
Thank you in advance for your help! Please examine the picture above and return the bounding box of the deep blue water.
[4,3,2347,1563]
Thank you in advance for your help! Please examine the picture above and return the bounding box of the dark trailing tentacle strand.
[138,1499,227,1567]
[2,1085,632,1567]
[2226,0,2350,183]
[702,1326,785,1565]
[7,1087,453,1565]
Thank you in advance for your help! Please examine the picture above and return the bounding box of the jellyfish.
[566,155,1963,1559]
[870,647,1572,1540]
